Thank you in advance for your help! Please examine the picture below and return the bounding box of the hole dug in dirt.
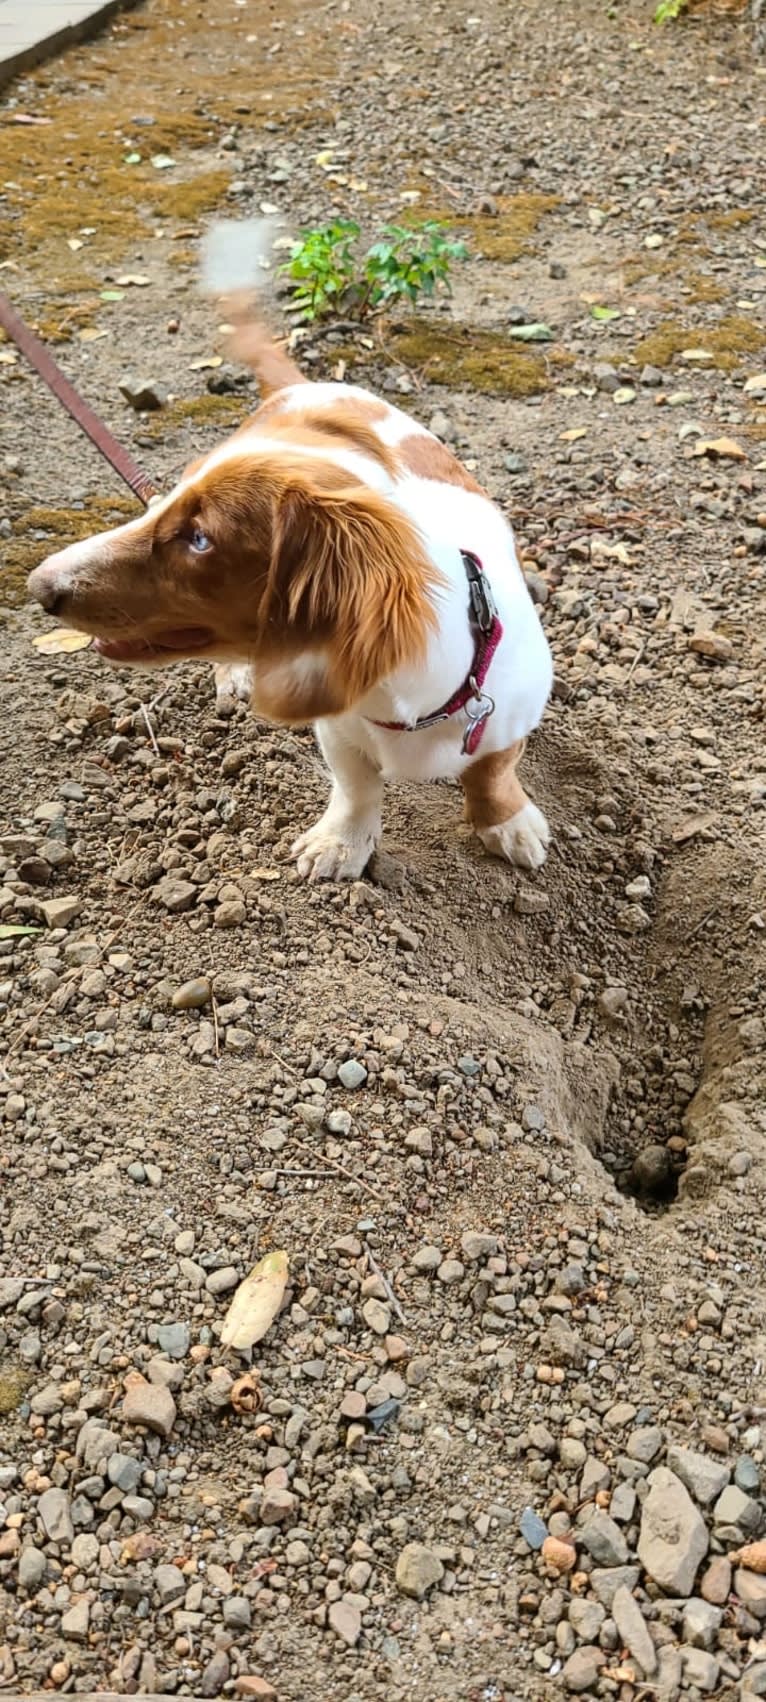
[380,720,764,1220]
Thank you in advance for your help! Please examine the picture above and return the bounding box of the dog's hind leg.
[461,741,550,871]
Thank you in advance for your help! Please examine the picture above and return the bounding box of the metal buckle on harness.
[468,571,499,633]
[461,674,496,755]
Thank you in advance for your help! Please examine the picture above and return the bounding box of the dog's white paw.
[214,662,253,716]
[478,801,550,871]
[292,813,380,882]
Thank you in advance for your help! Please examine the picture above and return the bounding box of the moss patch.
[0,0,335,294]
[458,193,561,263]
[0,1363,31,1417]
[138,395,248,442]
[386,321,564,397]
[621,246,724,306]
[633,315,764,372]
[1,495,139,607]
[408,190,560,265]
[705,209,756,230]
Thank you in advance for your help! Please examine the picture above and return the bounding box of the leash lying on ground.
[0,224,274,509]
[0,289,158,506]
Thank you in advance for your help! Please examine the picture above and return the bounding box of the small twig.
[139,702,160,759]
[625,641,646,683]
[145,684,171,717]
[366,1243,408,1326]
[268,1045,298,1075]
[271,1167,337,1179]
[688,906,718,942]
[292,1138,388,1205]
[210,990,221,1059]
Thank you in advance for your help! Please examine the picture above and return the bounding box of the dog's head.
[27,445,437,722]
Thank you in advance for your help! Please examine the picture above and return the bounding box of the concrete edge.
[0,0,142,94]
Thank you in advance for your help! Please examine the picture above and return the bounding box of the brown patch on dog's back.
[398,433,486,493]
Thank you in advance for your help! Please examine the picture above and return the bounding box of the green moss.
[2,495,139,606]
[705,209,755,230]
[458,193,561,263]
[621,246,723,305]
[0,1363,31,1416]
[413,192,559,265]
[0,1,333,286]
[138,394,247,442]
[634,315,764,372]
[387,321,563,397]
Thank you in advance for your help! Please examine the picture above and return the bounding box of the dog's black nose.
[27,562,68,614]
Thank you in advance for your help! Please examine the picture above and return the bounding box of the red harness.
[369,549,503,757]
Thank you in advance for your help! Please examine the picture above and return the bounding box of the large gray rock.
[638,1467,708,1595]
[666,1444,730,1507]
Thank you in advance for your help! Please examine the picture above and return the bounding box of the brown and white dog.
[28,319,553,880]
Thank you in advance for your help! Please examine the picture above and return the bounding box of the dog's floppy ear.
[265,477,440,706]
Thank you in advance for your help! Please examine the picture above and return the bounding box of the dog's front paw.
[292,813,380,882]
[478,801,550,871]
[214,662,253,716]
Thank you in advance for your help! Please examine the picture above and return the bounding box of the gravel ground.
[1,0,766,1698]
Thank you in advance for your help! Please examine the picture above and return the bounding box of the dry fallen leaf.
[32,628,93,655]
[77,328,109,343]
[692,436,747,462]
[220,1250,289,1352]
[560,427,588,442]
[189,355,223,371]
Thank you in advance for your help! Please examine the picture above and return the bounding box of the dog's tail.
[200,217,307,397]
[226,315,306,397]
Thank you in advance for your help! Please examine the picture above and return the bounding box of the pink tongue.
[94,629,213,658]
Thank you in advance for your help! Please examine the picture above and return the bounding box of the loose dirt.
[1,1,765,1698]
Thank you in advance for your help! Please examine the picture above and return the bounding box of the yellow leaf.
[32,628,93,655]
[189,355,223,370]
[560,427,588,442]
[220,1250,289,1352]
[692,437,747,461]
[314,150,334,166]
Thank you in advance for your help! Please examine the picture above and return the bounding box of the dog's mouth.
[92,627,216,663]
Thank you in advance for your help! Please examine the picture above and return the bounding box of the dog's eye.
[189,524,212,554]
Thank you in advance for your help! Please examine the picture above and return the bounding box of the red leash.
[0,290,158,507]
